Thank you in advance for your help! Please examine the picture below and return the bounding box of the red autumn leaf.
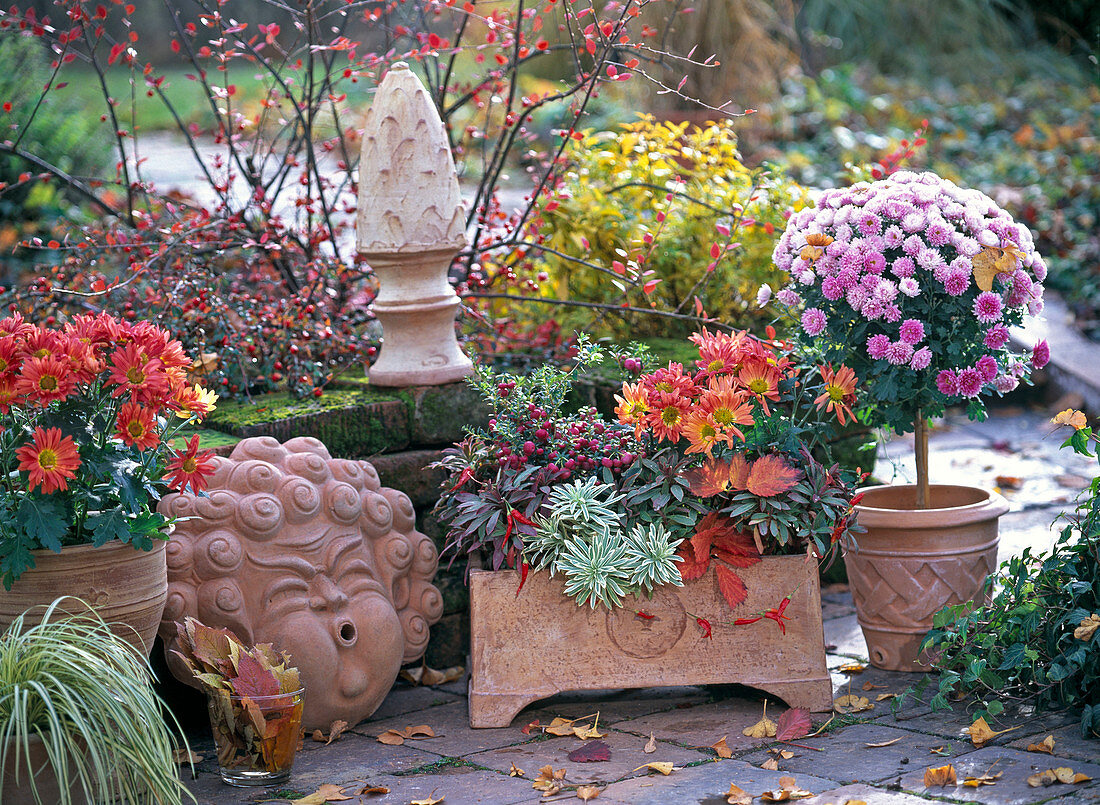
[683,460,731,497]
[521,719,541,735]
[715,564,748,609]
[230,653,282,700]
[712,530,760,566]
[179,620,237,674]
[676,543,709,581]
[775,707,812,741]
[727,453,752,490]
[746,454,802,497]
[567,740,610,763]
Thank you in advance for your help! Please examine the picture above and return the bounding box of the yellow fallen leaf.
[743,701,777,738]
[963,772,1002,787]
[833,694,873,714]
[923,764,957,787]
[1075,614,1100,640]
[545,717,578,736]
[762,757,779,770]
[358,786,390,796]
[632,762,675,775]
[1027,735,1056,754]
[576,785,601,801]
[1054,766,1089,783]
[574,724,606,740]
[532,765,567,793]
[711,735,733,758]
[376,729,406,745]
[291,784,353,804]
[312,719,348,745]
[965,716,1018,747]
[643,733,657,754]
[405,725,436,739]
[875,693,897,702]
[509,763,524,777]
[865,737,903,748]
[861,682,887,691]
[410,796,445,805]
[774,749,795,760]
[726,783,752,804]
[760,776,814,801]
[930,745,950,755]
[838,663,866,674]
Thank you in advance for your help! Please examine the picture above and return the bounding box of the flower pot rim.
[28,538,169,558]
[853,483,1009,527]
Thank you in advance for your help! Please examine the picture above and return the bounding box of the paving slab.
[1009,721,1100,763]
[898,745,1100,803]
[800,782,939,804]
[594,757,841,805]
[464,725,710,785]
[823,613,869,660]
[739,723,978,785]
[339,763,536,805]
[355,700,530,756]
[365,682,465,723]
[609,698,785,754]
[514,685,712,727]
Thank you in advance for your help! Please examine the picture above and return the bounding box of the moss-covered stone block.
[204,389,411,457]
[409,382,491,445]
[368,448,448,508]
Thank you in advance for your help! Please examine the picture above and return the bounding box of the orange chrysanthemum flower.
[814,364,859,426]
[174,384,218,418]
[115,401,160,450]
[15,355,77,406]
[16,426,81,494]
[107,343,169,405]
[682,411,727,458]
[0,338,19,376]
[0,377,21,414]
[165,434,216,494]
[737,358,781,415]
[644,362,697,399]
[698,381,754,442]
[18,328,64,361]
[614,381,650,436]
[646,390,691,443]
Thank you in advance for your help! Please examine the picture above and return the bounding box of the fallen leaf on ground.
[775,707,811,741]
[532,765,567,794]
[994,475,1023,489]
[312,719,349,745]
[875,693,897,702]
[509,763,524,777]
[923,765,956,787]
[930,745,950,756]
[633,762,674,775]
[965,716,1018,747]
[1028,767,1091,786]
[376,729,406,745]
[410,795,445,805]
[726,782,752,804]
[759,775,814,801]
[861,681,887,690]
[376,724,436,745]
[1075,614,1100,641]
[770,749,795,760]
[568,740,611,763]
[762,757,780,770]
[399,663,465,687]
[743,701,777,738]
[576,785,600,801]
[172,748,202,764]
[358,786,390,796]
[711,736,733,758]
[290,784,353,804]
[865,737,903,748]
[963,772,1002,787]
[1027,735,1056,754]
[837,663,865,674]
[545,717,579,736]
[574,722,606,740]
[833,694,873,714]
[643,733,657,754]
[522,719,541,735]
[405,725,436,738]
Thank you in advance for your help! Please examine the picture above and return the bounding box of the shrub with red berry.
[0,312,217,588]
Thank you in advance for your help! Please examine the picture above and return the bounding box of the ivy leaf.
[715,564,748,609]
[15,495,68,553]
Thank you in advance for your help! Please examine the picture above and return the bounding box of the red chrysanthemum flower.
[17,328,64,361]
[645,390,692,443]
[15,355,77,406]
[0,337,19,376]
[115,401,160,450]
[814,364,859,426]
[614,381,650,436]
[0,377,21,414]
[0,313,34,338]
[165,434,216,494]
[16,427,81,494]
[644,362,697,400]
[107,343,170,405]
[698,380,754,443]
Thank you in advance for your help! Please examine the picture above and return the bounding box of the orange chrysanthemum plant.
[0,312,217,588]
[616,328,866,610]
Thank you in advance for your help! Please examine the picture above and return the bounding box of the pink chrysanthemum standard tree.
[772,171,1049,507]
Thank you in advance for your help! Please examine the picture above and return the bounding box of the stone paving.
[179,405,1099,804]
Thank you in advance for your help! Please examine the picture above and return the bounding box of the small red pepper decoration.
[515,561,529,597]
[635,610,656,621]
[696,616,713,639]
[764,596,793,635]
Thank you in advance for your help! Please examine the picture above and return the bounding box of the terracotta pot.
[1,734,88,804]
[468,556,832,728]
[0,540,168,657]
[846,484,1008,671]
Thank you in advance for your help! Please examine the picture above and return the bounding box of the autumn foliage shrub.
[524,117,807,340]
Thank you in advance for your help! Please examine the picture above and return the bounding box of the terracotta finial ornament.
[356,61,473,387]
[157,436,443,730]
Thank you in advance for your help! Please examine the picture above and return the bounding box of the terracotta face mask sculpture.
[158,436,443,730]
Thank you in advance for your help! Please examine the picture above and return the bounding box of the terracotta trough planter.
[847,484,1008,671]
[468,556,831,728]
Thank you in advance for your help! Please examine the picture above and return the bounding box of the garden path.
[178,407,1099,805]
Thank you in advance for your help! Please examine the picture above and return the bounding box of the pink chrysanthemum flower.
[983,324,1010,349]
[944,270,970,296]
[973,291,1003,324]
[821,277,844,301]
[899,319,925,345]
[958,368,984,397]
[891,256,916,279]
[1032,340,1050,369]
[994,374,1019,393]
[867,334,890,360]
[800,308,827,336]
[899,278,920,297]
[910,347,932,370]
[936,369,959,396]
[885,341,915,366]
[976,355,999,382]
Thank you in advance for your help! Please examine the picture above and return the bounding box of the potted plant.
[771,169,1048,670]
[433,333,864,726]
[0,312,217,654]
[0,596,193,804]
